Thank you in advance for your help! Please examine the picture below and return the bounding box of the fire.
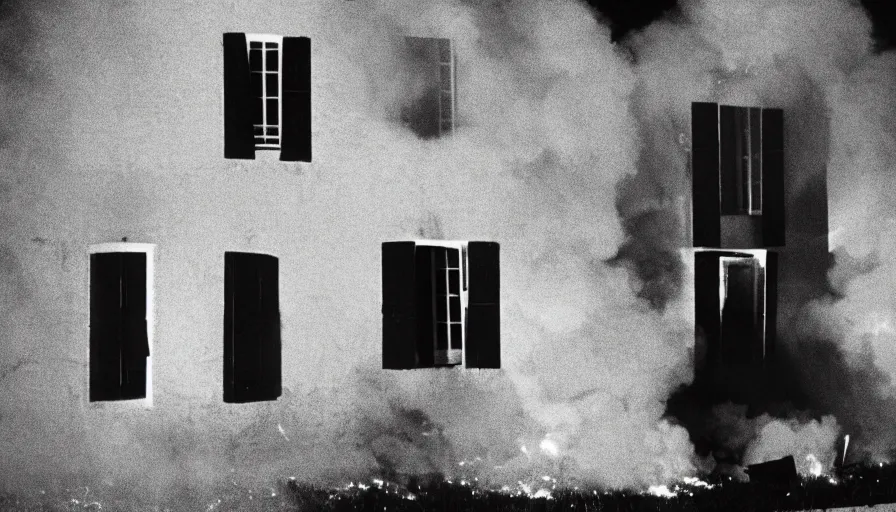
[806,454,823,477]
[647,485,676,499]
[539,438,560,456]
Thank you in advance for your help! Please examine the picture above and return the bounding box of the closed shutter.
[382,242,419,369]
[223,32,255,160]
[280,36,311,162]
[761,108,785,246]
[693,251,722,383]
[224,252,281,403]
[89,252,148,401]
[465,242,500,369]
[691,102,721,247]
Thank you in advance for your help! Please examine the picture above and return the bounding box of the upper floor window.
[720,106,762,216]
[382,240,499,370]
[88,243,155,405]
[400,37,455,139]
[223,33,310,162]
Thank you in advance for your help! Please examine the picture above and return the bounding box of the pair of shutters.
[693,251,778,376]
[89,253,149,401]
[223,33,311,162]
[691,102,785,247]
[382,241,500,369]
[223,252,281,403]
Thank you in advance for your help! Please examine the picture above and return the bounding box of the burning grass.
[3,463,896,511]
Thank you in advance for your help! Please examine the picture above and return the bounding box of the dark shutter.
[762,108,785,246]
[764,251,779,362]
[120,253,148,399]
[89,252,147,402]
[382,242,418,369]
[693,251,721,383]
[223,32,255,160]
[224,252,281,403]
[465,242,500,369]
[280,36,311,162]
[691,102,721,247]
[401,37,443,139]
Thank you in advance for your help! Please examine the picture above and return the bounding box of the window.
[690,102,785,248]
[248,35,283,150]
[382,241,499,369]
[718,255,766,364]
[223,33,310,162]
[88,243,154,404]
[720,106,762,215]
[223,252,281,403]
[401,37,455,139]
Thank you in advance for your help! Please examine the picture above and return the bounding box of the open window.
[694,250,777,391]
[382,241,499,369]
[88,243,154,404]
[223,33,310,162]
[223,252,281,403]
[400,37,455,139]
[690,103,784,247]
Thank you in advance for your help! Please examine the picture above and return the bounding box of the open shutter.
[764,251,778,362]
[465,242,500,369]
[761,108,785,246]
[223,33,255,160]
[693,251,721,383]
[280,36,311,162]
[224,252,281,403]
[382,242,418,369]
[120,253,148,400]
[89,253,124,401]
[691,102,721,247]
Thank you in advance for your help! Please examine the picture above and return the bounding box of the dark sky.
[590,0,896,49]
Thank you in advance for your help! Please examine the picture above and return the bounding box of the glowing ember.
[532,489,553,499]
[647,485,676,499]
[806,454,823,477]
[540,438,560,456]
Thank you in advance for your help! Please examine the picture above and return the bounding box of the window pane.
[447,249,459,268]
[436,323,448,350]
[253,98,264,124]
[265,137,279,145]
[249,49,262,72]
[448,270,459,294]
[440,64,452,91]
[249,41,262,49]
[254,126,264,136]
[449,296,460,321]
[432,247,447,269]
[267,127,279,136]
[254,136,265,146]
[441,92,453,118]
[438,39,451,63]
[450,324,462,350]
[266,50,278,71]
[266,99,279,125]
[265,73,279,97]
[266,42,279,49]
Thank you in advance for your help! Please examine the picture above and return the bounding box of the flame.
[539,438,560,457]
[806,454,823,477]
[647,485,676,499]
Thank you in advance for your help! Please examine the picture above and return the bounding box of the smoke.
[0,0,894,501]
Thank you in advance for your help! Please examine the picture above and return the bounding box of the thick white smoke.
[0,0,894,501]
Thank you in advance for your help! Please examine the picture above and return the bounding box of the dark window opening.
[224,252,281,403]
[400,37,455,139]
[382,241,499,369]
[719,256,766,365]
[89,252,149,402]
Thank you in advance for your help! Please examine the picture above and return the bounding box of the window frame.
[415,240,468,367]
[86,242,155,408]
[246,33,284,151]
